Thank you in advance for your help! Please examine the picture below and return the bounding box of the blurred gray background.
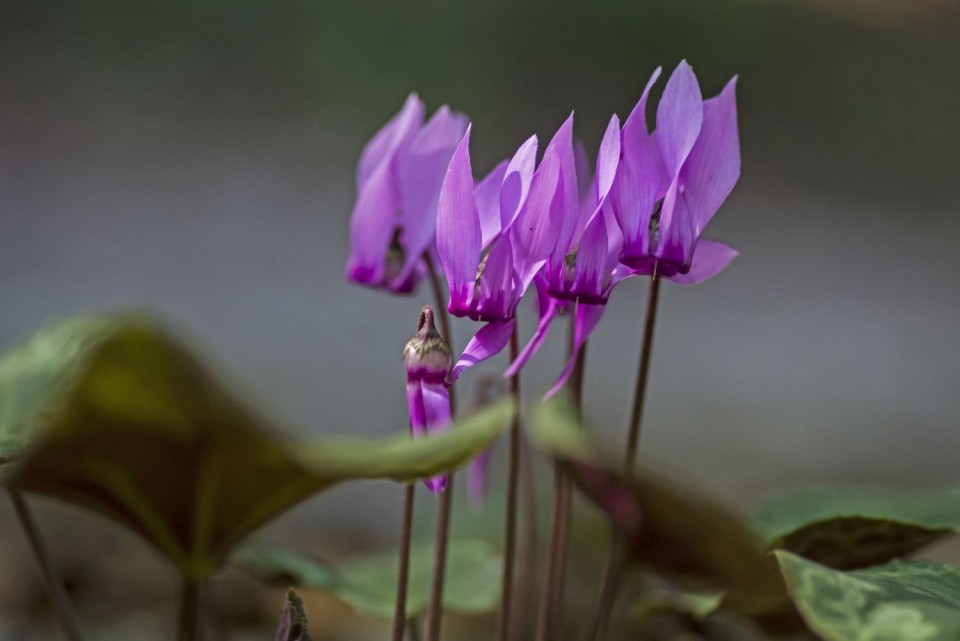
[1,0,960,633]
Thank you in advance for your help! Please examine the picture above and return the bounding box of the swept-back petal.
[357,93,424,187]
[437,127,482,314]
[511,144,562,290]
[504,291,558,378]
[666,239,738,285]
[499,135,538,231]
[396,106,469,286]
[477,234,518,322]
[477,160,509,248]
[595,114,622,204]
[345,161,399,286]
[569,211,609,303]
[678,76,740,234]
[546,115,581,266]
[614,68,665,264]
[448,320,516,383]
[656,61,703,177]
[545,303,606,399]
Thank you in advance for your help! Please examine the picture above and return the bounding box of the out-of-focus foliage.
[753,484,960,569]
[777,551,960,641]
[238,539,501,618]
[0,315,511,578]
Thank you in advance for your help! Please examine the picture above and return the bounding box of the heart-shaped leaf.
[529,400,785,614]
[754,485,960,569]
[777,551,960,641]
[0,316,512,578]
[236,539,502,618]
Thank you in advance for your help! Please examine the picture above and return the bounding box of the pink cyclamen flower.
[508,62,741,395]
[346,94,469,293]
[436,125,564,383]
[612,61,740,281]
[403,306,454,493]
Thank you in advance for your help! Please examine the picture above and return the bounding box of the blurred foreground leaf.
[753,485,960,569]
[237,539,501,618]
[0,316,512,577]
[275,589,312,641]
[529,400,786,614]
[777,551,960,641]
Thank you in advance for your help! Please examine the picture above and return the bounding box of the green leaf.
[776,551,960,641]
[529,399,786,614]
[0,315,512,577]
[754,485,960,569]
[236,539,502,618]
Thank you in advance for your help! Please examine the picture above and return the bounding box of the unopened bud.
[403,306,451,384]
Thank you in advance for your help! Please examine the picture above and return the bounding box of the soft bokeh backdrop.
[2,0,959,636]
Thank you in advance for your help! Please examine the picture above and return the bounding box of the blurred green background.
[1,0,959,638]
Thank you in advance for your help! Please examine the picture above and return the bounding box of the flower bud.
[403,306,451,384]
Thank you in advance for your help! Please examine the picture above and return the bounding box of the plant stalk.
[392,484,416,641]
[535,320,587,641]
[494,329,522,641]
[178,576,203,641]
[424,252,456,641]
[8,490,84,641]
[589,270,662,641]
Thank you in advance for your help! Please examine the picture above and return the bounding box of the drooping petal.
[477,160,509,248]
[678,77,740,235]
[656,60,703,177]
[437,127,482,315]
[613,68,666,265]
[448,319,516,383]
[405,380,427,438]
[357,93,424,187]
[568,211,609,303]
[545,303,606,399]
[345,161,399,286]
[499,135,538,231]
[395,106,469,286]
[666,239,738,285]
[504,290,558,378]
[477,234,518,322]
[511,143,562,290]
[467,448,491,505]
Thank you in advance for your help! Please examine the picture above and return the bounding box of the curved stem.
[178,577,203,641]
[535,319,587,641]
[8,490,84,641]
[589,271,662,641]
[494,329,522,641]
[391,484,416,641]
[424,253,456,641]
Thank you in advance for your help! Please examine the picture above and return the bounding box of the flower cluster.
[347,59,740,486]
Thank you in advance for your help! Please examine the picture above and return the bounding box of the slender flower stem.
[424,252,456,641]
[509,432,539,641]
[495,329,522,641]
[178,577,203,641]
[391,484,416,641]
[589,270,662,641]
[535,319,587,641]
[8,490,84,641]
[407,618,422,641]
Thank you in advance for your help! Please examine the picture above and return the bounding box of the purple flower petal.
[511,143,562,290]
[666,239,738,285]
[569,211,609,302]
[437,127,482,315]
[656,60,703,177]
[678,77,740,235]
[357,93,424,187]
[467,448,491,505]
[346,161,400,287]
[499,135,538,231]
[406,380,427,438]
[504,289,558,378]
[477,234,518,321]
[595,114,622,204]
[448,319,516,383]
[545,303,606,399]
[395,106,469,286]
[405,380,451,494]
[477,160,510,248]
